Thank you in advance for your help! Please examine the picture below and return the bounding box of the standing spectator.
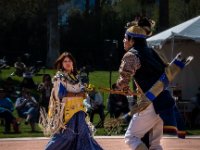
[84,84,105,126]
[15,88,38,132]
[0,88,20,133]
[38,74,53,112]
[107,83,129,118]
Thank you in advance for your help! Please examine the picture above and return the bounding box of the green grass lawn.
[0,68,119,138]
[0,68,200,138]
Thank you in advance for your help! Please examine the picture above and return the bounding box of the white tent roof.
[147,16,200,47]
[146,16,200,100]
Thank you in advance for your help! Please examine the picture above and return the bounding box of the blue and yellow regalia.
[39,71,103,150]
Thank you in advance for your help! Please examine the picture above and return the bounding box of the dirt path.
[0,136,199,150]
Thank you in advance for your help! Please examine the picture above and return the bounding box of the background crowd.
[1,54,200,135]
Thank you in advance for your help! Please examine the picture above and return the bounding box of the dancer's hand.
[123,87,132,95]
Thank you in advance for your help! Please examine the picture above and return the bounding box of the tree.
[159,0,169,31]
[46,0,60,68]
[0,0,47,63]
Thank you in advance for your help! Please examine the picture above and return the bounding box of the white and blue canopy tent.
[147,16,200,100]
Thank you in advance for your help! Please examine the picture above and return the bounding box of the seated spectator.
[15,88,39,132]
[11,57,26,76]
[37,74,53,112]
[0,88,20,134]
[79,66,89,85]
[2,77,15,98]
[83,84,105,126]
[107,83,129,118]
[20,75,36,90]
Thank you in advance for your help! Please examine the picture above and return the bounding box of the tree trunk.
[46,0,60,68]
[85,0,90,15]
[159,0,169,31]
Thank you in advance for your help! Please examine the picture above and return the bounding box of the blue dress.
[45,112,103,150]
[44,71,103,150]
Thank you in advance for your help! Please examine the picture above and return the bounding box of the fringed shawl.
[39,71,95,137]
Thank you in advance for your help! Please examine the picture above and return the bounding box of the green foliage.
[169,0,200,26]
[0,0,48,62]
[0,0,47,28]
[101,6,122,39]
[113,0,140,26]
[1,0,200,69]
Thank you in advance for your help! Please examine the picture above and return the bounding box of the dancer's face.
[62,57,73,73]
[123,34,134,51]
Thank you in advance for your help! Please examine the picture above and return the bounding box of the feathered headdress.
[125,17,156,38]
